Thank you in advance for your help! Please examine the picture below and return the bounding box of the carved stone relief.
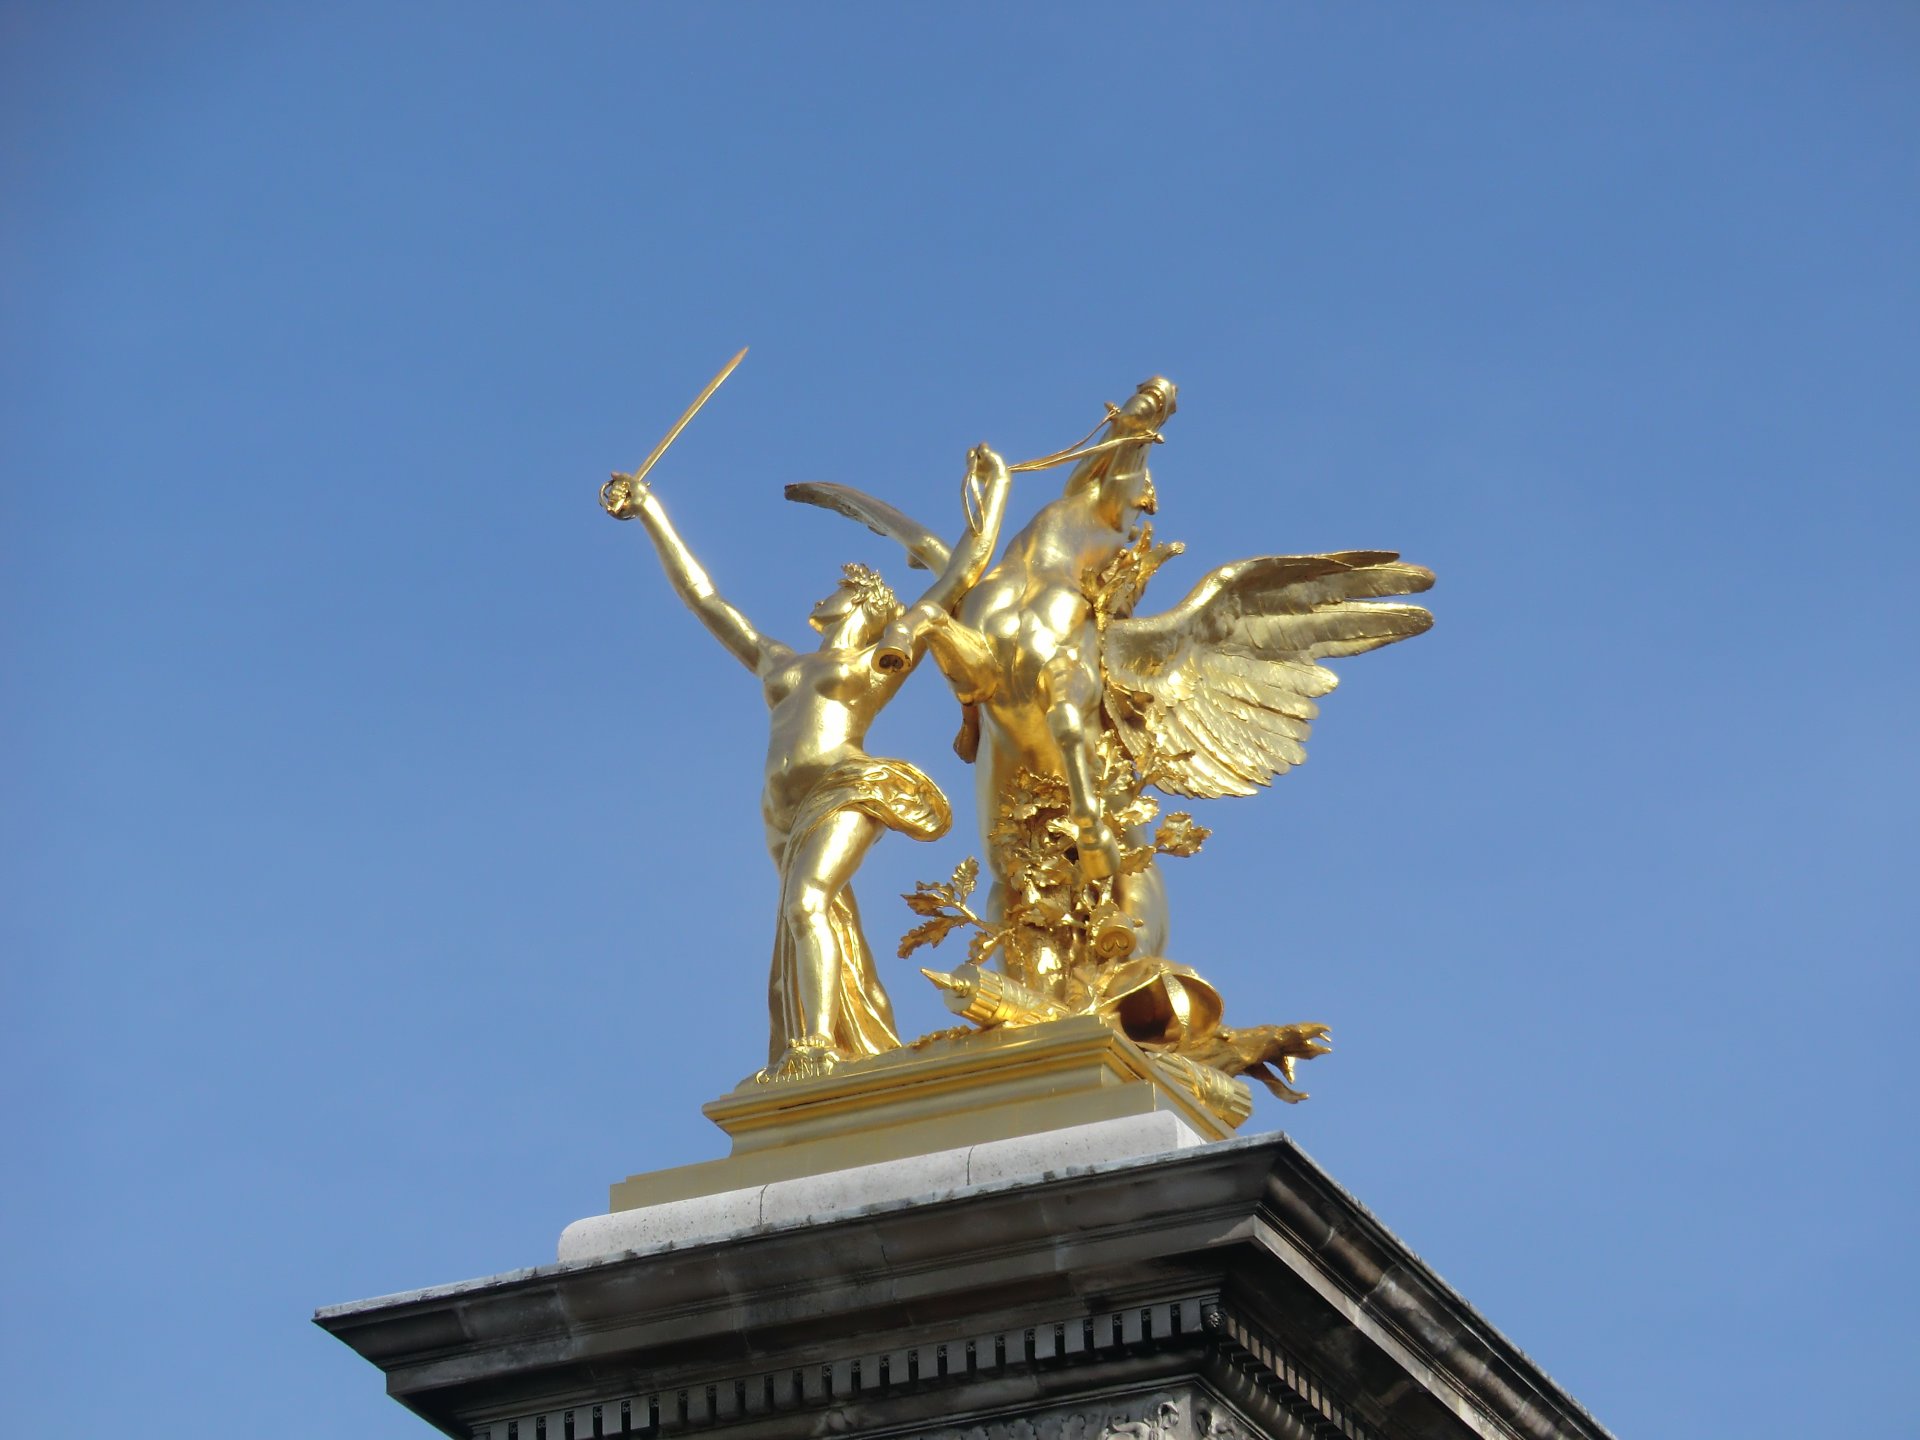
[916,1390,1189,1440]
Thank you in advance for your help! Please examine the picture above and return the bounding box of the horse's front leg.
[1040,651,1122,880]
[911,610,999,704]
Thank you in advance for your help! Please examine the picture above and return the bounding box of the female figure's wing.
[1101,551,1434,799]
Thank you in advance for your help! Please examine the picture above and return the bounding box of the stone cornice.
[317,1134,1612,1440]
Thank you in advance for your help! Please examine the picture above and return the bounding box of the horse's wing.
[1101,552,1433,799]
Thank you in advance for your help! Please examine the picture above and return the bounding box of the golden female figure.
[601,446,1011,1082]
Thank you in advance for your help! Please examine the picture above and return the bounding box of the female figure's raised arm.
[602,474,786,676]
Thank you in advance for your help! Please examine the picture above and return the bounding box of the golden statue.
[791,377,1433,1114]
[602,357,1432,1127]
[600,356,1012,1083]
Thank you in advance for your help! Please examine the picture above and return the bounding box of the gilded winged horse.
[787,377,1434,976]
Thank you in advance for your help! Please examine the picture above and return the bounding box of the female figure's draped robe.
[766,757,952,1064]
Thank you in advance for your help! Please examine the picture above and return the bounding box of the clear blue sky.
[4,5,1914,1436]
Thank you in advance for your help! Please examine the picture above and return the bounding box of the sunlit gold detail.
[621,346,745,490]
[607,1016,1238,1211]
[1149,1052,1255,1128]
[836,561,898,617]
[791,377,1429,1121]
[1007,428,1163,475]
[605,365,1432,1133]
[605,361,1013,1081]
[921,962,1073,1027]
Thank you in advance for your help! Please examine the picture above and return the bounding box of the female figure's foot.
[755,1034,840,1084]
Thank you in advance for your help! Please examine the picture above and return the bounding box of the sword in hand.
[601,346,748,519]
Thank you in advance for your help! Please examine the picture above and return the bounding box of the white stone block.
[556,1184,765,1262]
[965,1111,1203,1187]
[558,1114,1216,1264]
[760,1146,971,1227]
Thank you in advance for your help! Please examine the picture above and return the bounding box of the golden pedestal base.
[608,1016,1241,1212]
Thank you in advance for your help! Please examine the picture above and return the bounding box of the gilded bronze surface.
[603,355,1012,1083]
[603,360,1431,1124]
[608,1016,1237,1211]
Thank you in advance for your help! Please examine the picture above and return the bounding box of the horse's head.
[1065,376,1178,527]
[1124,375,1178,430]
